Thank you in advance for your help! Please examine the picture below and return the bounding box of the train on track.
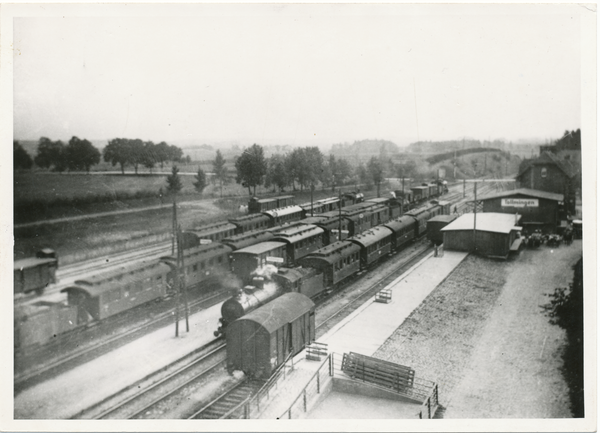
[214,199,452,338]
[14,183,450,351]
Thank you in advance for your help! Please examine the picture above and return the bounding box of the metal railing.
[418,383,439,419]
[278,353,333,419]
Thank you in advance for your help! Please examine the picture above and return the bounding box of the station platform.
[14,303,222,419]
[256,250,469,419]
[15,250,468,420]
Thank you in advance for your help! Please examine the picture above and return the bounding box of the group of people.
[522,225,574,249]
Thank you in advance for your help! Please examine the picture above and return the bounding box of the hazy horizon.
[11,4,584,149]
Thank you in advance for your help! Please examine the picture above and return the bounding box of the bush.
[542,258,584,417]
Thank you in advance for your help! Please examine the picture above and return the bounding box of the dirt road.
[375,240,582,418]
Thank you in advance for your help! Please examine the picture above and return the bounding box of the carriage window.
[193,264,198,272]
[541,167,547,178]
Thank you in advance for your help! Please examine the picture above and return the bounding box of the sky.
[9,3,588,148]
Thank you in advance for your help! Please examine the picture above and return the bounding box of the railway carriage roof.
[272,226,324,244]
[478,188,564,202]
[14,257,57,271]
[235,292,314,333]
[428,215,459,223]
[232,241,287,255]
[300,240,360,264]
[229,213,271,223]
[262,205,304,217]
[383,216,416,232]
[189,222,236,233]
[301,216,330,224]
[73,260,170,285]
[65,262,171,298]
[348,226,393,247]
[441,212,522,234]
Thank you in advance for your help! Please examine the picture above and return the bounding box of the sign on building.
[501,198,539,208]
[266,256,284,264]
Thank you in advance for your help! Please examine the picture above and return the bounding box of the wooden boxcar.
[271,224,325,264]
[411,185,429,202]
[229,213,272,234]
[366,197,402,220]
[61,261,171,323]
[221,229,275,251]
[14,301,78,348]
[341,203,390,235]
[348,226,394,268]
[226,292,315,378]
[230,241,288,284]
[427,214,459,245]
[383,216,417,251]
[405,206,434,237]
[14,249,59,295]
[161,243,232,290]
[262,205,305,226]
[298,241,361,289]
[341,192,364,207]
[248,197,278,214]
[181,222,237,249]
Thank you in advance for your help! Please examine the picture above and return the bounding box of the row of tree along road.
[15,137,435,199]
[14,137,188,174]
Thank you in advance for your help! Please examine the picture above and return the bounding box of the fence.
[278,354,334,419]
[418,382,439,419]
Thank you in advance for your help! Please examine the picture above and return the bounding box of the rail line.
[14,289,226,394]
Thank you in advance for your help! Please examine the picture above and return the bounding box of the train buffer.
[306,342,328,362]
[375,288,392,304]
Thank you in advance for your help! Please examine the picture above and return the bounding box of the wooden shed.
[479,188,564,234]
[441,213,522,259]
[226,292,315,378]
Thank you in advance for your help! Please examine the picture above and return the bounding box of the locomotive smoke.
[251,264,279,281]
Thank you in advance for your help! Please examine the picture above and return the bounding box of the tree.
[155,141,171,169]
[212,150,228,197]
[265,154,289,192]
[193,167,207,194]
[35,137,67,172]
[166,164,183,195]
[128,139,145,175]
[142,141,157,173]
[64,136,101,173]
[235,143,267,196]
[169,145,183,163]
[367,156,385,197]
[104,138,131,174]
[14,141,33,170]
[287,146,324,191]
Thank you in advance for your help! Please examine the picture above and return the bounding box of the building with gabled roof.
[515,151,579,213]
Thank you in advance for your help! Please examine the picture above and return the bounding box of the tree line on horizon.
[13,137,188,174]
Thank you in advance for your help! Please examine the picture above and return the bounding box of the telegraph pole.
[338,189,342,241]
[175,226,190,336]
[473,182,477,253]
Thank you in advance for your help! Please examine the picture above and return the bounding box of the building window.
[541,167,547,178]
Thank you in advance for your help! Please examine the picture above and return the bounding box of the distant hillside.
[408,139,538,157]
[426,147,504,165]
[331,139,400,157]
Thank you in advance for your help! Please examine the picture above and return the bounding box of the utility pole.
[463,178,466,198]
[338,189,342,241]
[473,181,477,253]
[310,183,314,217]
[175,226,190,337]
[172,197,177,255]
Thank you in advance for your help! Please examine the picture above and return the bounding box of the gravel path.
[374,240,582,418]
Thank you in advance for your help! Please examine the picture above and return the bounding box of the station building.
[441,212,522,259]
[478,188,564,234]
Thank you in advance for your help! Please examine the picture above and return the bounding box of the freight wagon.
[14,249,59,295]
[226,292,315,378]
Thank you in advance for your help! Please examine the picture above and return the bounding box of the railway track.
[14,289,227,394]
[73,340,227,419]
